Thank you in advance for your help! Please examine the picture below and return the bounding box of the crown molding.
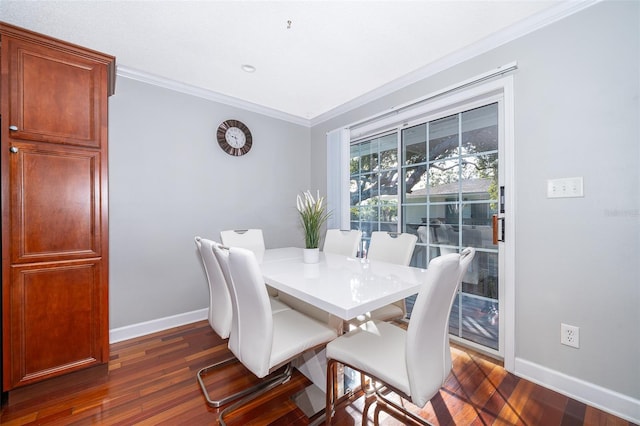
[116,65,311,127]
[310,0,601,127]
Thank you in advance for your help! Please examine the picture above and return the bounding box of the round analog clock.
[216,119,252,156]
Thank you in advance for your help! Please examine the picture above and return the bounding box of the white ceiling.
[1,1,582,123]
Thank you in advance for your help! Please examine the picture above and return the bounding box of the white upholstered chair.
[195,238,291,408]
[323,229,362,257]
[193,237,241,408]
[220,229,265,262]
[367,231,418,266]
[325,248,476,425]
[220,228,279,297]
[215,246,338,425]
[213,242,291,316]
[354,231,418,324]
[416,225,429,245]
[194,237,232,339]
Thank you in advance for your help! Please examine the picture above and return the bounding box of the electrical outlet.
[561,323,580,348]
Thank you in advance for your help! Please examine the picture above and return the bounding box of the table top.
[260,247,426,320]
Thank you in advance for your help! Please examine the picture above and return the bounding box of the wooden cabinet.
[1,22,115,391]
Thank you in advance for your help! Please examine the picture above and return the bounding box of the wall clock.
[216,119,252,156]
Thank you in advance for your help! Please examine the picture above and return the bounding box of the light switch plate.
[547,177,583,198]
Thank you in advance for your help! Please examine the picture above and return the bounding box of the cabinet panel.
[10,143,102,263]
[4,36,107,148]
[6,260,106,389]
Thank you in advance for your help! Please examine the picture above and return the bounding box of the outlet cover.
[547,177,584,198]
[561,323,580,348]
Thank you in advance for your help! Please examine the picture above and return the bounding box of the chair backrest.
[323,229,362,257]
[366,231,418,266]
[194,236,232,339]
[220,229,266,262]
[416,226,429,243]
[405,247,475,407]
[211,243,240,357]
[213,244,273,378]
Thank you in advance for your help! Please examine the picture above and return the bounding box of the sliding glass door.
[349,101,503,354]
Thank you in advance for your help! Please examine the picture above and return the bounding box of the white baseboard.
[515,357,640,424]
[109,308,208,344]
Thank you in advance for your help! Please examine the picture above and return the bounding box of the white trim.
[502,75,516,372]
[311,0,600,127]
[515,357,640,424]
[116,65,310,127]
[109,308,207,344]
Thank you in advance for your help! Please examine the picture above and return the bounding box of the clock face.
[217,120,252,156]
[225,127,246,148]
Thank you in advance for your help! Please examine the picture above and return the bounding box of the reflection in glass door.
[349,133,399,254]
[401,103,500,352]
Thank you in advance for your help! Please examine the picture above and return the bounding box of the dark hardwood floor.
[0,320,634,425]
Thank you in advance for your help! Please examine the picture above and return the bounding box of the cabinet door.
[4,36,108,148]
[9,142,103,264]
[5,260,106,389]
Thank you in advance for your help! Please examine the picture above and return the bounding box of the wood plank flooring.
[0,320,634,425]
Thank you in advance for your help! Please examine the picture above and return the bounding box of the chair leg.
[362,393,377,426]
[198,355,292,408]
[218,364,294,426]
[325,359,337,425]
[197,355,243,408]
[374,389,433,426]
[327,360,376,426]
[362,373,380,396]
[373,402,382,426]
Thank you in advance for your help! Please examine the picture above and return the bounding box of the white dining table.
[258,247,428,415]
[260,247,427,321]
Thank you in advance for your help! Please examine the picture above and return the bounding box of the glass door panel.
[350,132,399,254]
[429,115,460,160]
[402,102,500,353]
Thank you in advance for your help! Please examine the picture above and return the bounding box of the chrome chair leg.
[197,356,241,407]
[218,364,294,426]
[197,356,291,408]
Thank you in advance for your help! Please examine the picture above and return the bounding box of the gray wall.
[109,78,310,328]
[311,0,639,402]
